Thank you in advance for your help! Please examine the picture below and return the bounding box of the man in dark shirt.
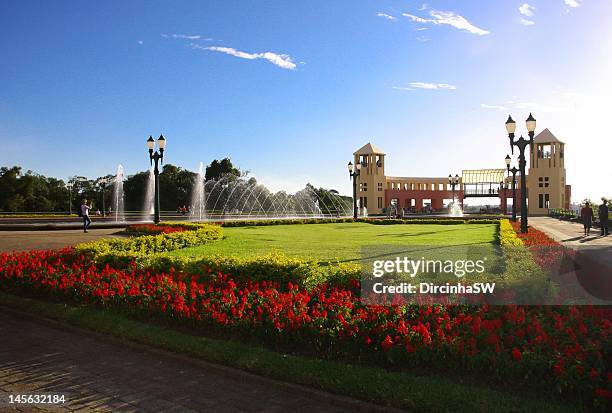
[599,198,609,236]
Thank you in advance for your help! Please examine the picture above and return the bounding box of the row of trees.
[0,160,350,214]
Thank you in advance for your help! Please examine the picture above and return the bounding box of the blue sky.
[1,0,610,201]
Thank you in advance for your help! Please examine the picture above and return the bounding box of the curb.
[0,223,130,231]
[0,303,407,413]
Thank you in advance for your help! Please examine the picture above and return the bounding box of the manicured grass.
[0,292,584,413]
[169,222,498,261]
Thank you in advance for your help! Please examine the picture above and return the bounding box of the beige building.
[527,128,570,215]
[353,128,570,216]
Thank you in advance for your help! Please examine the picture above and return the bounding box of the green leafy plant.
[76,224,223,257]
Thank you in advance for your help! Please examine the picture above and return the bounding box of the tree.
[205,158,240,181]
[159,164,196,210]
[123,171,149,211]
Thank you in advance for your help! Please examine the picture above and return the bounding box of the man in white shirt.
[81,199,91,233]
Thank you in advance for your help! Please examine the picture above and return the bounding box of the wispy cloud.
[480,103,508,111]
[483,99,559,113]
[564,0,581,8]
[402,9,490,35]
[519,3,536,17]
[518,4,536,25]
[191,44,298,70]
[394,82,457,91]
[377,12,397,21]
[162,34,213,41]
[416,35,431,42]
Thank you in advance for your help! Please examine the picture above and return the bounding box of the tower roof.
[534,128,564,144]
[354,142,385,155]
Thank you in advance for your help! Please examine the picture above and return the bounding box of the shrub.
[499,219,523,246]
[76,224,223,257]
[125,224,191,235]
[497,220,557,303]
[218,217,501,227]
[83,250,361,291]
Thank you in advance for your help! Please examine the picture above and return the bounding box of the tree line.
[0,159,350,214]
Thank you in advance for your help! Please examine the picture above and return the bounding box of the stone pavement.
[0,230,123,253]
[0,311,387,413]
[529,217,612,269]
[529,217,612,303]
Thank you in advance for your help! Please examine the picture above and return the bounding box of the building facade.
[353,128,570,215]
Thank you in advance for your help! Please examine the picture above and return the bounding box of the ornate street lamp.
[348,161,361,219]
[147,134,166,224]
[448,174,460,204]
[505,113,536,233]
[505,155,519,222]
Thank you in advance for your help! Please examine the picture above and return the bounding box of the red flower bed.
[511,221,612,303]
[126,224,189,235]
[0,249,610,407]
[511,221,559,247]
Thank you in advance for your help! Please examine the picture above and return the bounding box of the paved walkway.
[0,311,385,413]
[530,217,612,268]
[529,217,612,303]
[0,230,123,253]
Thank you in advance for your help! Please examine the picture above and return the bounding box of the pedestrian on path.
[581,201,594,237]
[599,198,609,236]
[81,199,91,233]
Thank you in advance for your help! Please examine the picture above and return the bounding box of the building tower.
[527,128,570,215]
[353,143,386,215]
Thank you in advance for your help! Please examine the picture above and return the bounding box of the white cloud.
[403,13,431,24]
[394,82,456,91]
[162,34,213,41]
[377,12,397,21]
[520,18,535,26]
[564,0,581,8]
[480,103,508,111]
[191,44,298,70]
[519,3,536,17]
[402,9,490,35]
[416,35,431,42]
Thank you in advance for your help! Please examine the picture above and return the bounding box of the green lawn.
[169,222,498,261]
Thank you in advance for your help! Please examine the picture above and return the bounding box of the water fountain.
[142,168,155,221]
[186,173,351,221]
[111,164,125,222]
[448,199,464,217]
[190,162,206,221]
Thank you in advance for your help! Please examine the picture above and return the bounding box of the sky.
[1,0,610,202]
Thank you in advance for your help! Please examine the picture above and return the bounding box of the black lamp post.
[448,174,460,203]
[147,134,166,224]
[505,155,519,222]
[98,177,110,217]
[505,113,536,233]
[348,161,361,219]
[66,182,72,215]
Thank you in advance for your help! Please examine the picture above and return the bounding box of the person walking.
[81,199,91,233]
[580,201,594,237]
[599,198,609,236]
